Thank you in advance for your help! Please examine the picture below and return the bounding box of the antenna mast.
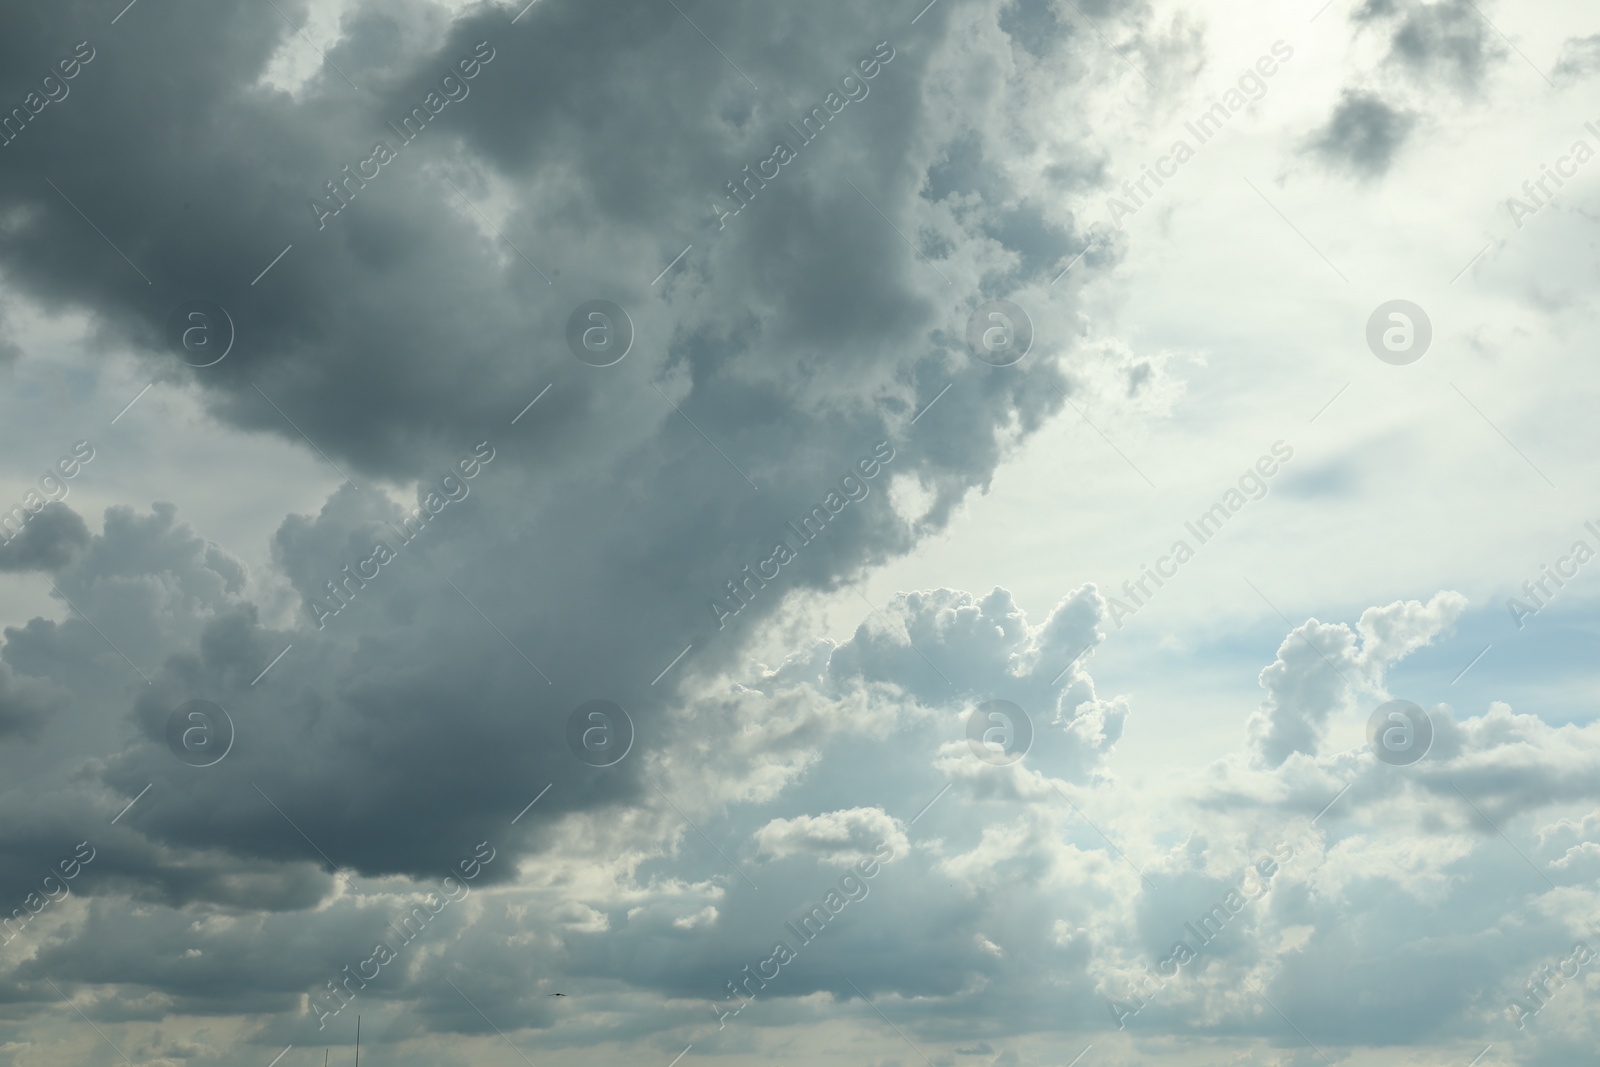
[354,1016,360,1067]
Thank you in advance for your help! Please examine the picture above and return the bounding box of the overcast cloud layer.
[0,0,1598,1065]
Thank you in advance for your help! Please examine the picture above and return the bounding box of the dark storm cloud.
[0,0,1066,478]
[1354,0,1503,90]
[1310,89,1415,177]
[0,0,1087,828]
[0,0,1081,641]
[0,0,1124,1044]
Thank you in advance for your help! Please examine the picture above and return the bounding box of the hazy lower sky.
[1,0,1598,1065]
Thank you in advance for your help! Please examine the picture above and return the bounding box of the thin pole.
[354,1016,360,1067]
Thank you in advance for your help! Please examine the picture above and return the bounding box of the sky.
[0,0,1598,1065]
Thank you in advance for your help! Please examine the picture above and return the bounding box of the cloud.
[754,807,908,866]
[0,0,1147,1052]
[1311,89,1416,177]
[1554,32,1600,82]
[0,502,90,572]
[1246,591,1464,768]
[0,665,56,742]
[5,0,1592,1061]
[7,560,1600,1061]
[0,0,1130,894]
[1355,0,1504,90]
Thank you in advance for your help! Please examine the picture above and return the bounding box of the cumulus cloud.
[1245,591,1464,767]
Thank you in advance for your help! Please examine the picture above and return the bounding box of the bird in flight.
[548,992,567,997]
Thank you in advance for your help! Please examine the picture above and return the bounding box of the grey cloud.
[0,667,55,742]
[1311,89,1416,177]
[0,0,1110,869]
[1554,33,1600,82]
[12,560,1600,1062]
[1276,458,1359,498]
[1186,703,1600,1048]
[1170,593,1600,1052]
[999,0,1067,60]
[35,0,1496,1060]
[25,581,1118,1036]
[0,0,1146,1047]
[0,501,89,572]
[0,305,21,368]
[1355,0,1504,90]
